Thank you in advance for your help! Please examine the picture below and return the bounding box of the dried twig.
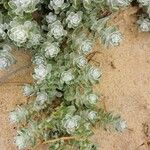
[33,136,80,150]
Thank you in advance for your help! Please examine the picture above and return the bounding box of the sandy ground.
[0,7,150,150]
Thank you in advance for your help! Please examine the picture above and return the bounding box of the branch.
[43,136,79,144]
[33,136,80,150]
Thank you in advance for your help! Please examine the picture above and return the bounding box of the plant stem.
[43,136,79,144]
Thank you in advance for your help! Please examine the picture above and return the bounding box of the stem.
[43,136,79,144]
[33,136,80,150]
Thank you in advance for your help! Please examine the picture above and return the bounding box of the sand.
[0,7,150,150]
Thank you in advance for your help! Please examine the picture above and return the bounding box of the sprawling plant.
[0,0,133,149]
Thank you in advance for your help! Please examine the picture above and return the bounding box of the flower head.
[66,11,83,28]
[74,56,87,68]
[32,55,46,65]
[88,111,97,121]
[8,25,28,46]
[80,40,93,54]
[33,64,51,81]
[0,24,7,39]
[61,70,74,84]
[137,18,150,32]
[23,84,34,96]
[0,50,15,70]
[107,0,131,10]
[9,107,28,123]
[50,0,64,9]
[9,0,40,14]
[15,129,35,149]
[46,12,57,24]
[27,33,42,48]
[35,92,48,106]
[88,67,101,81]
[114,119,127,132]
[43,42,60,58]
[87,93,99,105]
[49,21,67,39]
[101,27,122,46]
[62,115,81,134]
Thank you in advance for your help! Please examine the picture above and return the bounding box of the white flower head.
[66,11,83,28]
[80,40,93,54]
[23,84,34,96]
[49,0,65,11]
[62,115,81,134]
[53,0,64,7]
[50,21,67,39]
[15,129,35,149]
[32,55,46,65]
[33,64,51,81]
[88,111,97,121]
[74,56,87,68]
[88,67,101,81]
[8,25,28,46]
[10,0,40,14]
[115,119,127,132]
[87,93,99,105]
[0,52,15,70]
[44,42,60,58]
[102,27,122,46]
[27,33,42,48]
[35,91,48,106]
[61,70,74,84]
[0,24,7,39]
[138,18,150,32]
[9,107,28,123]
[0,57,11,69]
[107,0,131,10]
[46,12,57,24]
[109,31,122,46]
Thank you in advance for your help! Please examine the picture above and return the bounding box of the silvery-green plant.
[9,107,28,123]
[23,84,34,96]
[14,129,35,149]
[66,11,83,28]
[137,17,150,32]
[107,0,132,10]
[0,45,15,69]
[48,21,67,40]
[42,42,60,58]
[8,0,41,15]
[101,27,123,46]
[0,1,130,149]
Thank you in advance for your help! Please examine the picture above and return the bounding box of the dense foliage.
[1,0,149,149]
